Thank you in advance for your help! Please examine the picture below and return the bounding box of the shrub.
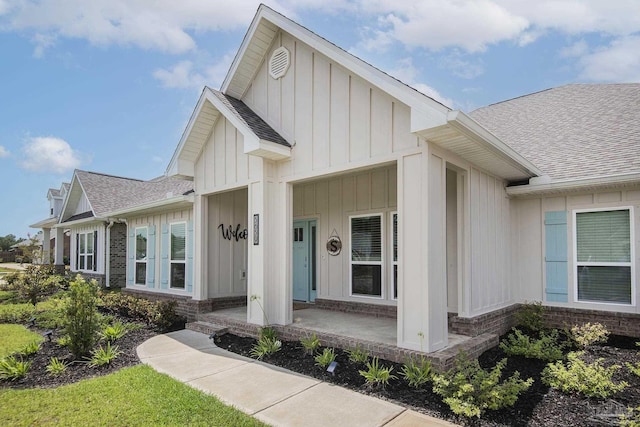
[0,302,36,323]
[0,355,31,380]
[346,345,369,363]
[400,355,432,388]
[98,291,181,331]
[3,265,64,305]
[250,336,281,360]
[542,351,627,398]
[621,406,640,427]
[34,297,67,329]
[300,333,321,355]
[627,362,640,378]
[314,348,336,368]
[46,357,68,376]
[570,322,609,348]
[19,341,40,356]
[89,342,122,367]
[359,357,396,390]
[100,321,128,343]
[432,353,534,418]
[56,335,70,347]
[499,328,565,361]
[259,326,278,341]
[64,275,100,359]
[515,301,546,332]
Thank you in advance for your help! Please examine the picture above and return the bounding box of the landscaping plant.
[499,328,565,361]
[620,406,640,427]
[0,355,31,381]
[64,275,100,359]
[3,265,64,306]
[570,322,609,348]
[250,336,282,360]
[359,356,396,390]
[89,342,122,367]
[100,321,128,343]
[346,345,369,363]
[515,301,546,332]
[432,353,534,418]
[300,333,321,355]
[46,357,68,376]
[314,348,336,368]
[19,341,40,356]
[400,355,432,388]
[542,351,627,398]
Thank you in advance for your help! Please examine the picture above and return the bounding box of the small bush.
[64,275,100,359]
[627,362,640,378]
[0,302,36,323]
[359,357,396,390]
[621,406,640,427]
[0,355,31,380]
[46,357,68,376]
[346,345,369,363]
[314,348,336,368]
[515,301,546,332]
[56,335,70,347]
[499,328,565,361]
[89,342,122,367]
[432,353,534,418]
[570,322,609,348]
[259,326,278,341]
[98,291,181,331]
[3,265,64,305]
[300,333,321,355]
[400,355,432,388]
[542,351,627,398]
[34,297,67,329]
[100,321,128,343]
[19,341,40,356]
[250,337,281,360]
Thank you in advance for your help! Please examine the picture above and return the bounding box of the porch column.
[192,194,208,301]
[247,158,292,326]
[42,228,51,265]
[397,151,448,352]
[53,227,65,266]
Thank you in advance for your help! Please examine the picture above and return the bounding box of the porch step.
[185,321,229,337]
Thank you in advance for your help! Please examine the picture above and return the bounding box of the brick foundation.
[108,223,127,288]
[543,306,640,337]
[75,271,106,286]
[314,298,397,318]
[448,305,521,337]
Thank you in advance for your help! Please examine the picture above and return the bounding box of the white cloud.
[31,33,56,58]
[387,58,454,107]
[20,136,83,173]
[440,51,484,79]
[152,155,163,163]
[579,36,640,82]
[0,145,9,158]
[153,52,235,89]
[560,40,589,58]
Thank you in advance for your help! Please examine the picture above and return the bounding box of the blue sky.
[1,0,639,238]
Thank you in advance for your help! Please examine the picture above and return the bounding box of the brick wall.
[544,306,640,337]
[314,298,397,318]
[76,272,106,286]
[448,305,521,337]
[109,223,127,288]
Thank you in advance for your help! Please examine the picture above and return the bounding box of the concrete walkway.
[137,330,457,427]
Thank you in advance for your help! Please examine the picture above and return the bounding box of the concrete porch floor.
[192,306,497,369]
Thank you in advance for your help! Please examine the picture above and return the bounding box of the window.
[135,227,148,285]
[77,231,95,271]
[351,214,383,297]
[170,223,186,289]
[392,213,398,299]
[575,208,633,304]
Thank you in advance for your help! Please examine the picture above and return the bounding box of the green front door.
[293,219,317,302]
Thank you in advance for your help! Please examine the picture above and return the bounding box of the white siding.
[73,193,91,215]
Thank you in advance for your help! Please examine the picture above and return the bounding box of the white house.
[30,182,71,265]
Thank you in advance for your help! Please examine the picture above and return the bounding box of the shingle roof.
[470,84,640,180]
[75,170,193,217]
[49,188,61,197]
[209,89,290,147]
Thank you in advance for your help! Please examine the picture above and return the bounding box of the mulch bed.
[216,332,640,426]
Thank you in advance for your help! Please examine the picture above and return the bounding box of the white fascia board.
[59,172,96,225]
[103,194,195,218]
[56,216,104,228]
[507,172,640,197]
[29,217,58,229]
[447,110,544,178]
[244,139,291,160]
[166,88,208,177]
[222,5,450,122]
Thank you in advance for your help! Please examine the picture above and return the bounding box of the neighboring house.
[30,182,71,265]
[55,170,193,288]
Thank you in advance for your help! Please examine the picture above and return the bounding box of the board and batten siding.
[73,193,92,216]
[511,188,640,313]
[207,189,248,298]
[242,31,418,181]
[292,165,397,303]
[70,225,105,274]
[126,208,193,294]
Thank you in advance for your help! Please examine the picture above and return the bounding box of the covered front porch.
[189,305,498,370]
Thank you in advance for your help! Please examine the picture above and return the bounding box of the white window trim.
[169,221,187,290]
[391,211,398,301]
[77,231,95,272]
[572,206,635,307]
[134,226,148,286]
[349,213,384,299]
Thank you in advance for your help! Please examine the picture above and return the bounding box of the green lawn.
[0,324,43,357]
[0,364,268,426]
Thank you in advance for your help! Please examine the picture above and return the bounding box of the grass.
[0,291,17,303]
[0,324,43,357]
[0,364,268,426]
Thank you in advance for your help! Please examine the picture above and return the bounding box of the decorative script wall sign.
[326,229,342,256]
[218,224,248,242]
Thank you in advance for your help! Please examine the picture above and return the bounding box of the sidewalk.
[137,330,457,427]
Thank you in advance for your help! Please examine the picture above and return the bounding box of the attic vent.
[269,47,290,79]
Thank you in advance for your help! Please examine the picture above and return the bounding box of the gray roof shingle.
[470,83,640,180]
[75,170,193,217]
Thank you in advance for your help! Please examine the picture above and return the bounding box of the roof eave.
[105,194,195,218]
[507,172,640,197]
[29,217,59,229]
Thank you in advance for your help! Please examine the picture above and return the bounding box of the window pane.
[87,232,94,255]
[577,266,631,304]
[393,264,398,299]
[136,228,147,261]
[87,255,93,270]
[79,234,85,253]
[171,223,186,261]
[171,263,185,289]
[352,264,382,296]
[135,262,146,285]
[351,216,381,262]
[393,214,398,262]
[79,255,85,270]
[577,210,630,263]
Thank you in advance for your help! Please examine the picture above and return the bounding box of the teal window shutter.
[545,211,568,302]
[147,225,156,288]
[127,228,135,286]
[186,221,194,293]
[160,224,169,289]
